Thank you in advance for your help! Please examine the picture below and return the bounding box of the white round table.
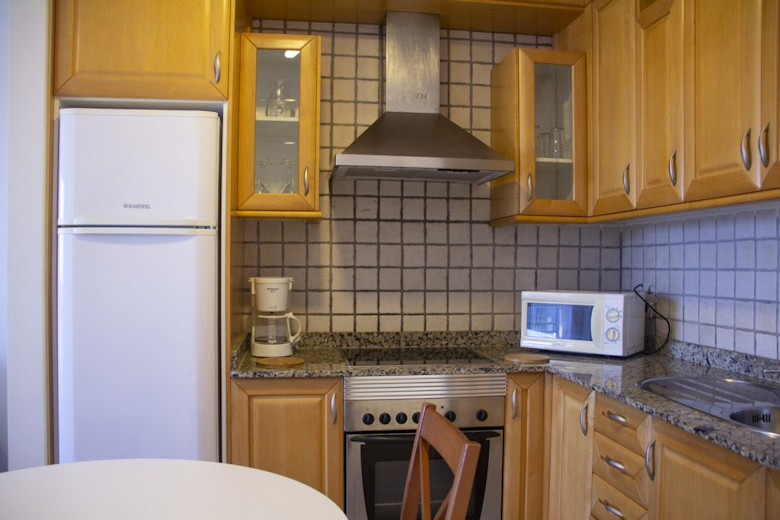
[0,458,347,519]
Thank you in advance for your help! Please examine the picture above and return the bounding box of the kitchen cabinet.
[683,0,763,201]
[761,0,780,189]
[234,33,321,219]
[490,48,587,223]
[52,0,230,99]
[769,469,780,518]
[590,0,637,216]
[548,376,594,520]
[649,418,766,519]
[230,377,343,508]
[503,373,545,520]
[591,393,653,519]
[635,0,685,209]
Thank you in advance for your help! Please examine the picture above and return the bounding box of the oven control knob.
[444,411,456,422]
[412,412,420,424]
[379,413,391,425]
[476,409,488,422]
[396,412,408,424]
[362,413,375,425]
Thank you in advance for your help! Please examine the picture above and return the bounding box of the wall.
[0,0,51,470]
[622,202,780,361]
[238,20,623,334]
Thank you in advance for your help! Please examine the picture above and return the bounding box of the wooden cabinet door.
[53,0,230,99]
[591,0,637,215]
[635,0,685,209]
[230,378,344,508]
[503,373,545,520]
[761,0,780,189]
[649,419,766,519]
[548,376,594,520]
[683,0,762,200]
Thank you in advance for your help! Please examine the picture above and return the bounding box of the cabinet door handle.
[330,393,337,425]
[304,167,310,196]
[604,456,628,474]
[579,400,589,436]
[599,499,625,519]
[511,388,518,419]
[740,128,752,171]
[622,163,630,195]
[527,173,534,201]
[605,410,629,427]
[668,150,678,186]
[759,123,770,168]
[644,439,656,481]
[213,51,221,84]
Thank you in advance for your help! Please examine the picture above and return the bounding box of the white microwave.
[520,291,645,357]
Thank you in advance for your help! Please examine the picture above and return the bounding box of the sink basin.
[729,406,780,435]
[638,376,780,437]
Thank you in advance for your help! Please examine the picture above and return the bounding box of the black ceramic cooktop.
[340,346,491,367]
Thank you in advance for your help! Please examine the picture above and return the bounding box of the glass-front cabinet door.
[490,48,586,223]
[236,33,321,217]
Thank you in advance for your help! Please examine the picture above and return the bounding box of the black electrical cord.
[633,283,671,354]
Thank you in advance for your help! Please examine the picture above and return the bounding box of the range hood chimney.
[332,12,513,184]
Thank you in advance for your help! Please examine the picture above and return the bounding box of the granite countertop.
[231,332,780,470]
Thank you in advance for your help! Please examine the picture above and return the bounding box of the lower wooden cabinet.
[230,377,344,508]
[548,376,595,520]
[503,373,545,519]
[650,418,766,519]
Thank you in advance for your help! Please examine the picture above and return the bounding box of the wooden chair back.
[399,403,481,520]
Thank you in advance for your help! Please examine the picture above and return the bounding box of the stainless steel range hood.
[332,12,513,184]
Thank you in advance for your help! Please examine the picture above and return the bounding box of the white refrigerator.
[56,108,220,463]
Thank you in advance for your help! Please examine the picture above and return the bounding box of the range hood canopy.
[332,12,513,184]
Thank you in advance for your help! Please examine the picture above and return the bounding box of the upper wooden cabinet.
[761,0,780,189]
[590,0,637,216]
[548,376,595,520]
[491,48,587,223]
[53,0,231,99]
[635,0,685,209]
[235,33,321,219]
[683,0,763,201]
[230,377,344,508]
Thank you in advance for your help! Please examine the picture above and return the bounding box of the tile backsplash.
[237,20,780,361]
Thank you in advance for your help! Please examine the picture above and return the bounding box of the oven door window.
[348,431,499,520]
[526,302,593,341]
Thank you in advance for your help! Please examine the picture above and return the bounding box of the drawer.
[595,394,650,455]
[593,432,652,508]
[591,474,649,520]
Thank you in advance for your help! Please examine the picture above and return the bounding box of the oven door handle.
[348,435,412,444]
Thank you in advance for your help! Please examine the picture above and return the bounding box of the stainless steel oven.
[343,371,506,520]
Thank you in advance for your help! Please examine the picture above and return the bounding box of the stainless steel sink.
[638,376,780,437]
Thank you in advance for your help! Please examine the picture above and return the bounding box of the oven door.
[346,429,503,520]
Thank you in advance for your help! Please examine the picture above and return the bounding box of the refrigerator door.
[57,230,218,462]
[58,108,220,228]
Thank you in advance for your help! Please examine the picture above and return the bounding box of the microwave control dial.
[606,308,621,322]
[605,327,620,342]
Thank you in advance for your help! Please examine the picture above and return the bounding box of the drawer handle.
[511,388,518,419]
[330,393,337,424]
[579,401,589,436]
[527,173,534,201]
[668,149,677,186]
[740,128,752,171]
[304,167,310,196]
[645,439,656,481]
[604,455,628,475]
[759,123,770,168]
[622,163,630,195]
[213,51,221,84]
[605,410,629,427]
[599,499,625,519]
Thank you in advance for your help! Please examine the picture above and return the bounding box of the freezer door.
[58,108,219,227]
[57,231,218,462]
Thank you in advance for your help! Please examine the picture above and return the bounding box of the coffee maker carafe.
[249,277,301,357]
